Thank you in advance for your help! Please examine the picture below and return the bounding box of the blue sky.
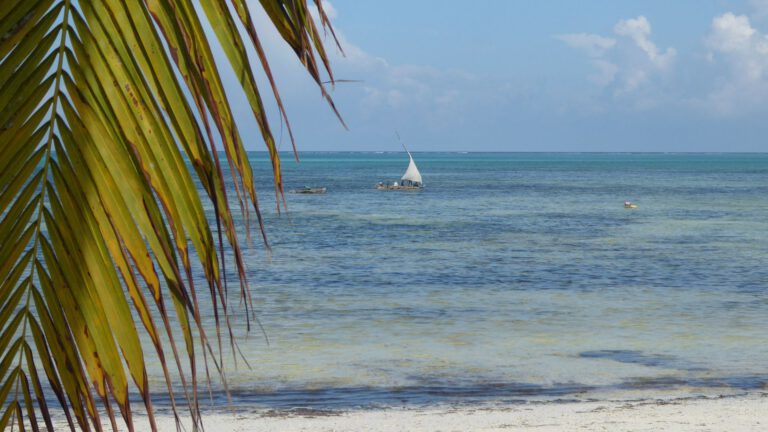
[229,1,768,152]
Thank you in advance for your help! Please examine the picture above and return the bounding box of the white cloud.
[558,16,676,96]
[243,0,472,121]
[305,1,474,122]
[614,16,676,69]
[708,13,758,53]
[591,59,619,86]
[556,8,768,116]
[556,33,616,57]
[701,12,768,114]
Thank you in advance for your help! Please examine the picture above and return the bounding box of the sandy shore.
[84,393,767,431]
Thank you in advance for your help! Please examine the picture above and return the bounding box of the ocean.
[165,152,768,410]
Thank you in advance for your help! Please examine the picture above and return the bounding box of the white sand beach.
[89,393,768,432]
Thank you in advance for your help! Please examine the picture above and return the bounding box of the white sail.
[400,149,423,186]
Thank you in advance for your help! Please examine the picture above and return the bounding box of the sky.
[224,0,768,152]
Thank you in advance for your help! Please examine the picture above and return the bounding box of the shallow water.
[166,152,768,409]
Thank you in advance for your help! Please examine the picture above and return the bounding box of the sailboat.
[376,144,424,190]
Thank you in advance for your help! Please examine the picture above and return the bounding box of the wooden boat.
[376,145,423,190]
[376,183,421,190]
[290,186,327,194]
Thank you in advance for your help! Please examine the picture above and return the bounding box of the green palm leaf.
[1,0,340,430]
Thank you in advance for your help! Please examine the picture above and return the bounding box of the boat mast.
[396,131,412,158]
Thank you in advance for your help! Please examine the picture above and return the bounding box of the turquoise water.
[173,153,768,409]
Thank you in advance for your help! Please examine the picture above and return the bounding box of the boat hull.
[290,187,327,194]
[375,185,422,191]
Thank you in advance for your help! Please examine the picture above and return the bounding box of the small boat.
[376,145,423,190]
[624,201,637,209]
[290,186,327,194]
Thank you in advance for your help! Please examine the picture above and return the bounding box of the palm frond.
[0,0,339,430]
